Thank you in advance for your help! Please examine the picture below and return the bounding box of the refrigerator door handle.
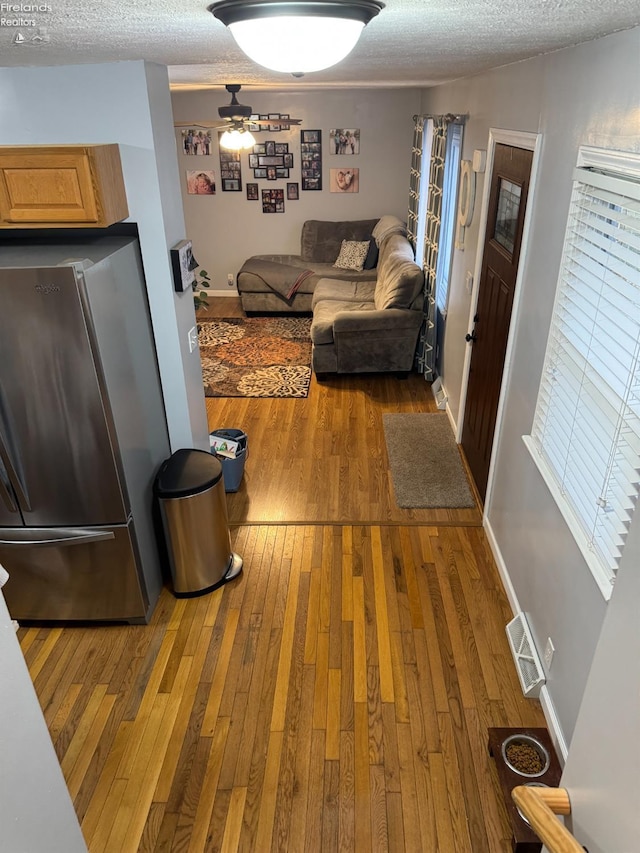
[0,528,116,548]
[0,429,31,512]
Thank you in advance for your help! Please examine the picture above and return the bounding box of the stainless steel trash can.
[154,449,242,598]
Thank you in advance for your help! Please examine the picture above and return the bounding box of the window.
[524,148,640,599]
[435,123,463,313]
[413,119,433,269]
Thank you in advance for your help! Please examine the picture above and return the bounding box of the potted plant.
[192,268,211,312]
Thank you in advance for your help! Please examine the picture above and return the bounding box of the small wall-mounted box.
[472,149,487,173]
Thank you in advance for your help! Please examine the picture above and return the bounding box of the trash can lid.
[154,448,223,498]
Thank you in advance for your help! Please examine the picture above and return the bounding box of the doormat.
[198,316,312,398]
[383,413,476,508]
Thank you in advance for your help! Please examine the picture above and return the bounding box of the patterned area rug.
[198,316,312,398]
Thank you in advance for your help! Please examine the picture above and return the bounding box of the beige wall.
[171,88,421,292]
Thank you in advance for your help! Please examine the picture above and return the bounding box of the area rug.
[198,316,312,398]
[383,413,476,508]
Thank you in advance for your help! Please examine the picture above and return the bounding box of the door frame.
[456,128,542,516]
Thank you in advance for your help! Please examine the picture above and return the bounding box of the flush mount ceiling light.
[209,0,385,74]
[219,126,256,150]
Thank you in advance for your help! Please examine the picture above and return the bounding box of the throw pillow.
[363,239,379,269]
[333,240,370,271]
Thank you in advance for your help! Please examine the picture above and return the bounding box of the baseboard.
[484,518,568,763]
[539,685,569,764]
[483,518,521,616]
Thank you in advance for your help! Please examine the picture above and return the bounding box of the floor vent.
[505,613,546,698]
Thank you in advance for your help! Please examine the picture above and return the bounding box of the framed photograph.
[300,130,322,190]
[280,114,291,131]
[275,142,289,154]
[283,153,294,168]
[248,115,260,132]
[276,167,290,179]
[265,140,276,156]
[181,128,213,156]
[286,182,299,200]
[219,147,242,190]
[246,182,259,200]
[266,167,277,181]
[258,155,284,167]
[254,168,267,179]
[330,167,359,193]
[186,170,216,195]
[170,240,197,292]
[253,142,266,154]
[329,128,360,155]
[248,153,258,168]
[262,188,285,213]
[259,115,269,123]
[268,114,281,131]
[222,178,241,192]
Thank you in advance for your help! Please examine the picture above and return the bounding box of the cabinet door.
[0,144,128,227]
[0,149,99,223]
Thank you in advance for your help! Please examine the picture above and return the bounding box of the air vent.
[505,613,546,698]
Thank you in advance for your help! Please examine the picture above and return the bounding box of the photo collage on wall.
[180,123,361,205]
[219,148,242,192]
[300,129,322,191]
[248,141,293,181]
[262,188,285,214]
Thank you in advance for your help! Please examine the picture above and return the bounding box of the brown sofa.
[236,218,379,313]
[310,218,424,375]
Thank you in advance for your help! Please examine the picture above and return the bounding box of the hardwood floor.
[19,299,544,851]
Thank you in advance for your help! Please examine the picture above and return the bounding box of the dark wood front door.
[461,143,533,501]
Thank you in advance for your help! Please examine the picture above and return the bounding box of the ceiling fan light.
[219,128,256,150]
[210,0,384,74]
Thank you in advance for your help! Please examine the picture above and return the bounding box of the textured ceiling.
[0,0,638,89]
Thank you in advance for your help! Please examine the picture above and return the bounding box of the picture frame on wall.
[170,240,197,292]
[262,188,285,213]
[186,170,216,194]
[246,183,259,200]
[300,130,322,191]
[287,182,299,200]
[330,168,359,193]
[181,128,213,155]
[329,128,360,155]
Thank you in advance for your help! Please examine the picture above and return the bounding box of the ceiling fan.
[174,84,302,131]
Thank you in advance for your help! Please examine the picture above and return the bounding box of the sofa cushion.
[301,219,380,263]
[333,240,370,271]
[311,300,375,345]
[374,234,424,310]
[312,278,377,308]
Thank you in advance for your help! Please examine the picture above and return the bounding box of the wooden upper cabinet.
[0,144,129,227]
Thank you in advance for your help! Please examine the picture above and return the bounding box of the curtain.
[410,115,452,380]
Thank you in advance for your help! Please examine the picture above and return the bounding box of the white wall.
[420,26,640,742]
[171,88,421,291]
[0,61,209,452]
[559,507,640,852]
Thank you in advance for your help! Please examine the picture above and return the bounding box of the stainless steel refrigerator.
[0,235,171,622]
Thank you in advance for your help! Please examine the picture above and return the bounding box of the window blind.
[525,163,640,596]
